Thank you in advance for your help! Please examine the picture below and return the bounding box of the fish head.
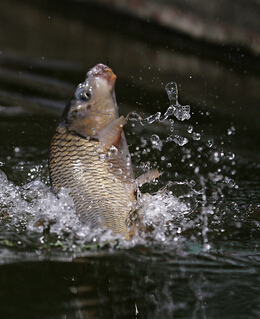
[64,63,119,138]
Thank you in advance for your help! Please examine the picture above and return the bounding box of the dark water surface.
[1,1,260,318]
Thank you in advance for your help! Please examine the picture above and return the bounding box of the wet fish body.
[49,64,158,237]
[49,123,135,235]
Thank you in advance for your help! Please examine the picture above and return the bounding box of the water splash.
[0,170,118,251]
[136,82,191,126]
[0,76,245,258]
[164,82,191,121]
[166,134,189,146]
[125,82,192,148]
[0,166,204,251]
[140,112,161,125]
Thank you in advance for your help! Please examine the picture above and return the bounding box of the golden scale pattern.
[49,124,135,237]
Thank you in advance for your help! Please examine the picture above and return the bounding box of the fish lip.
[87,63,117,85]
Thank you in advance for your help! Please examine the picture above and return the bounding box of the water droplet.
[226,152,235,160]
[194,166,199,174]
[162,105,175,120]
[150,134,160,145]
[213,152,220,163]
[141,112,161,125]
[109,145,118,155]
[141,82,191,126]
[174,105,191,121]
[165,82,178,104]
[206,139,214,148]
[169,119,174,132]
[187,126,193,134]
[223,176,236,188]
[167,134,188,146]
[150,134,162,151]
[227,125,236,135]
[192,132,201,141]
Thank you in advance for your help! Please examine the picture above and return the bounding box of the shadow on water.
[0,0,260,318]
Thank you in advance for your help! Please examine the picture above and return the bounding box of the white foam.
[0,168,198,250]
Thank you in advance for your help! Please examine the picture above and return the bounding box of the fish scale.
[49,124,135,236]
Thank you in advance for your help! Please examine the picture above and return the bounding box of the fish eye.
[76,90,91,101]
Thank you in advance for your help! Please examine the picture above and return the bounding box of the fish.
[49,63,159,238]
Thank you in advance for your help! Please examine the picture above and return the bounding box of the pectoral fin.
[135,169,161,187]
[98,116,125,149]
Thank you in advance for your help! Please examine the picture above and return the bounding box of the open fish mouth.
[87,63,117,84]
